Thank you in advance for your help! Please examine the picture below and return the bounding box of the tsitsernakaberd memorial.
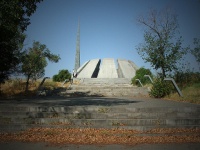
[73,22,138,79]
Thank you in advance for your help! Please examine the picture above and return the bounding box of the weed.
[82,120,93,126]
[112,121,125,126]
[98,108,110,113]
[74,113,86,119]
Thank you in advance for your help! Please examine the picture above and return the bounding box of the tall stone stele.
[74,21,80,71]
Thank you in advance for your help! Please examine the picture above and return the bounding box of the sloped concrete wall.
[77,58,138,79]
[77,59,100,78]
[77,60,89,75]
[117,65,124,78]
[117,59,137,78]
[97,58,118,78]
[128,60,139,70]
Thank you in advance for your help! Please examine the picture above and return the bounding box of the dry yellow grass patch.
[167,83,200,104]
[0,79,69,98]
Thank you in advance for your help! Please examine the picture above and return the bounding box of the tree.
[137,8,186,78]
[21,41,60,91]
[191,38,200,69]
[53,70,71,82]
[0,0,43,83]
[132,67,153,86]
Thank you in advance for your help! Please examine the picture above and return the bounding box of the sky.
[24,0,200,77]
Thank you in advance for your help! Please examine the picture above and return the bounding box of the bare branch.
[137,7,184,77]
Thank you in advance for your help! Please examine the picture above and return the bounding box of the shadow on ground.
[0,97,141,107]
[0,87,142,107]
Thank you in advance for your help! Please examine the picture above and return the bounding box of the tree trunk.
[25,74,30,92]
[161,67,166,79]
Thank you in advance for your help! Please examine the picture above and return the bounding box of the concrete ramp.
[117,59,137,78]
[97,58,118,78]
[77,59,100,78]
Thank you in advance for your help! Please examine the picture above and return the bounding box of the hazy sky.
[24,0,200,77]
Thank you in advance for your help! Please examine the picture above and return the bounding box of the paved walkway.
[0,96,199,108]
[1,142,200,150]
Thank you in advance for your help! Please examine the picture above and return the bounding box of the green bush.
[52,74,59,82]
[52,69,71,82]
[132,67,153,86]
[149,78,172,98]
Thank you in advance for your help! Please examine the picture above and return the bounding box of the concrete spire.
[74,20,80,71]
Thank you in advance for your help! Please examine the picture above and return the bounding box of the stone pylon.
[74,21,80,71]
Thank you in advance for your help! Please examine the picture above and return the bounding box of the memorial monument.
[74,21,80,71]
[73,22,138,79]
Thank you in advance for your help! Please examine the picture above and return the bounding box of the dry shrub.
[0,79,26,97]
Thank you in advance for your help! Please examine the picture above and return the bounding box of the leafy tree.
[137,8,186,78]
[191,38,200,69]
[132,67,153,86]
[52,75,59,82]
[53,70,71,82]
[0,0,43,83]
[21,41,60,91]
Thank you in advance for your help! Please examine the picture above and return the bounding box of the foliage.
[149,78,172,98]
[53,69,71,82]
[0,0,43,83]
[137,8,187,78]
[191,38,200,65]
[132,67,153,86]
[21,41,60,91]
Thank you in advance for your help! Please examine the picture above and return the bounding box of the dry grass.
[0,79,28,98]
[0,79,69,99]
[166,83,200,104]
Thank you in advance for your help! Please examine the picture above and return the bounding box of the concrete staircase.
[65,78,149,97]
[0,105,200,132]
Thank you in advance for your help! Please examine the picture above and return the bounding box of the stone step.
[71,86,141,90]
[65,88,149,96]
[71,78,148,97]
[68,81,149,95]
[1,111,200,119]
[1,123,199,133]
[0,106,200,113]
[1,118,200,126]
[77,83,133,86]
[65,90,147,96]
[76,78,131,85]
[0,118,200,132]
[71,85,135,89]
[0,105,200,132]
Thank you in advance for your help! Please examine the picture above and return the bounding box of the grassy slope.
[166,83,200,104]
